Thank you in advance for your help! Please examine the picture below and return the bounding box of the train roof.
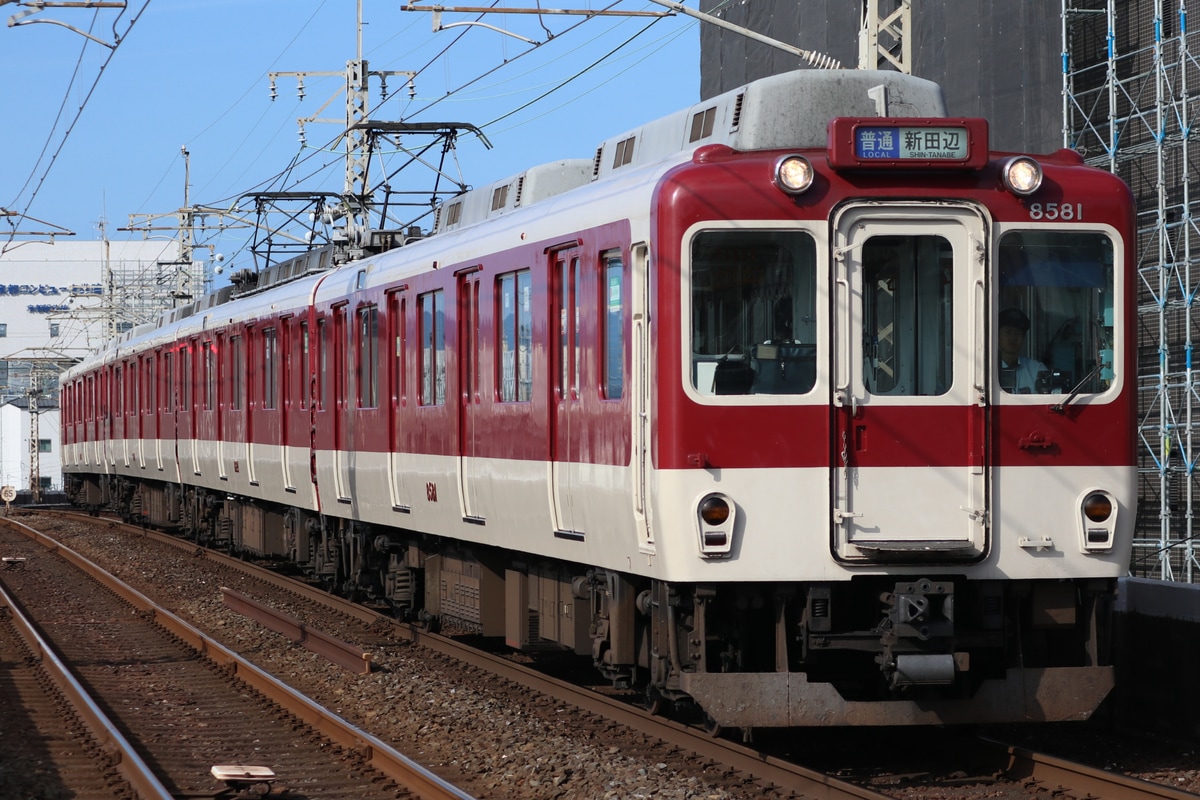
[433,68,946,234]
[68,68,947,372]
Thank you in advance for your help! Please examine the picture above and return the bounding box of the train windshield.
[690,229,817,396]
[997,231,1115,396]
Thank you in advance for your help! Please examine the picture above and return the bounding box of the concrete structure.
[697,0,1063,154]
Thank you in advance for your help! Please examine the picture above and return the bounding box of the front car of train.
[644,70,1135,727]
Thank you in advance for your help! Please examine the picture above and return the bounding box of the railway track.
[0,516,474,800]
[0,577,144,799]
[7,509,1198,800]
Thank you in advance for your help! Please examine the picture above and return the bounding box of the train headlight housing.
[775,155,814,195]
[1077,489,1117,552]
[1001,156,1043,196]
[696,493,736,557]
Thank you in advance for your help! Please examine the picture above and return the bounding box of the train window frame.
[357,303,379,409]
[299,320,310,410]
[129,360,137,418]
[182,343,193,412]
[496,268,533,403]
[144,353,155,415]
[555,256,582,400]
[230,335,244,410]
[202,339,216,412]
[419,289,446,406]
[860,233,955,398]
[317,317,329,411]
[386,290,406,409]
[163,351,174,412]
[682,221,824,404]
[993,223,1122,402]
[602,250,625,400]
[460,278,480,402]
[263,327,278,410]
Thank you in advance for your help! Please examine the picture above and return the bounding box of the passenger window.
[357,305,378,408]
[498,270,533,402]
[317,318,328,411]
[263,328,277,410]
[603,252,624,400]
[998,231,1115,395]
[230,336,244,410]
[420,290,446,405]
[690,230,817,396]
[861,235,953,397]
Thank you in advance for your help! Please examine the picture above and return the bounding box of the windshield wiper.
[1051,363,1104,415]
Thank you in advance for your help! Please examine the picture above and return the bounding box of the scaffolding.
[1063,0,1200,581]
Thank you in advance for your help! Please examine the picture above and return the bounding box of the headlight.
[775,155,814,194]
[1001,156,1043,196]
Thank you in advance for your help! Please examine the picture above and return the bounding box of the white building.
[0,397,59,497]
[0,239,180,492]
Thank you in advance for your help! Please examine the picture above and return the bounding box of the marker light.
[1082,492,1113,523]
[775,155,814,194]
[699,495,730,525]
[1078,490,1117,553]
[1001,156,1043,196]
[697,493,735,557]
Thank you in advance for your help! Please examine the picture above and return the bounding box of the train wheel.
[416,609,440,633]
[643,687,666,716]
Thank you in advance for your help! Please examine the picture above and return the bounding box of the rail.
[0,514,477,800]
[0,581,175,800]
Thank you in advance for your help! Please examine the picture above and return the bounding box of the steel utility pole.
[271,0,416,260]
[859,0,912,73]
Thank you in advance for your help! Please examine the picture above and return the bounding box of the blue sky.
[0,0,700,273]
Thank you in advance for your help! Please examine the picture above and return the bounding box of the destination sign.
[826,117,989,170]
[855,126,969,160]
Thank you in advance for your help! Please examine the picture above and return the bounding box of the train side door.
[215,333,230,481]
[333,303,352,501]
[114,362,127,467]
[280,316,294,492]
[631,243,653,551]
[386,289,410,511]
[831,204,988,560]
[456,268,485,522]
[223,333,245,483]
[140,352,157,470]
[183,342,198,476]
[550,248,582,537]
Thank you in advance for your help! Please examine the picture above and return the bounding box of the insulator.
[803,50,842,70]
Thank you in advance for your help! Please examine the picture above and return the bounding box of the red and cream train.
[61,69,1136,728]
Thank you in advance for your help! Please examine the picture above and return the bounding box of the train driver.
[998,307,1049,394]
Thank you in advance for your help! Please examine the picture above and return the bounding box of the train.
[61,68,1137,730]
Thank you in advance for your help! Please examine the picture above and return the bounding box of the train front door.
[830,204,989,561]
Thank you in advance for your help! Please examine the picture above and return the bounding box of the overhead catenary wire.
[3,0,150,253]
